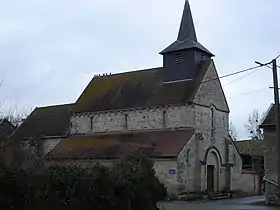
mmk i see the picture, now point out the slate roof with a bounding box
[259,103,276,128]
[235,140,264,156]
[177,0,197,42]
[160,0,213,56]
[160,39,214,56]
[73,58,212,113]
[10,104,73,141]
[46,128,195,160]
[0,119,16,140]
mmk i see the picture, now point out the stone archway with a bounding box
[205,149,221,192]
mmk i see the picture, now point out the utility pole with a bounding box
[256,58,280,194]
[272,59,280,193]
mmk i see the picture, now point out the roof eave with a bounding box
[45,155,178,161]
[259,103,274,128]
[159,46,214,57]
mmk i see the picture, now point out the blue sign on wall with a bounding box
[169,169,176,175]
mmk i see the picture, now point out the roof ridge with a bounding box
[93,66,162,79]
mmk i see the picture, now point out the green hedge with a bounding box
[0,152,166,210]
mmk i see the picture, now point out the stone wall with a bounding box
[176,135,197,193]
[193,61,229,113]
[230,143,243,191]
[263,128,279,203]
[237,173,260,193]
[70,105,194,135]
[192,61,242,193]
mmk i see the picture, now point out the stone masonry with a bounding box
[263,128,279,202]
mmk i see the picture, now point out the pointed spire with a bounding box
[177,0,197,42]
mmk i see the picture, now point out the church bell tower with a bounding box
[160,0,214,84]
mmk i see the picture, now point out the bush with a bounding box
[0,152,167,210]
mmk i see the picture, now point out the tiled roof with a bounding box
[235,140,264,156]
[10,104,73,141]
[46,128,195,160]
[73,59,212,113]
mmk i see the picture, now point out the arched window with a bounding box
[124,113,128,128]
[162,110,167,127]
[90,116,94,130]
[186,148,190,165]
[210,106,215,137]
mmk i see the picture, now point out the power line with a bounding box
[202,65,261,84]
[227,88,268,100]
[204,66,264,98]
[223,68,262,87]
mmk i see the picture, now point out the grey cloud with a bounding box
[0,0,280,138]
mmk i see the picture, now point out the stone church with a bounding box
[11,1,244,194]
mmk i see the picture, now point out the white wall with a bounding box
[154,160,178,194]
[236,173,260,193]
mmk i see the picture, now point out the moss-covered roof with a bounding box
[235,140,264,156]
[74,59,212,113]
[10,59,211,141]
[46,128,195,160]
[10,104,73,141]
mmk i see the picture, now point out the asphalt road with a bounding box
[158,196,279,210]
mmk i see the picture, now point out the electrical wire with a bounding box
[227,88,268,100]
[202,66,261,84]
[260,64,280,70]
[223,68,262,87]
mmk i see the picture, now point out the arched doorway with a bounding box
[206,150,220,192]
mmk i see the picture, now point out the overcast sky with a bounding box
[0,0,280,139]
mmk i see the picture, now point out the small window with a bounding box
[186,149,190,165]
[124,113,128,128]
[90,117,94,130]
[162,110,167,127]
[233,153,237,166]
[210,107,215,137]
[175,53,183,64]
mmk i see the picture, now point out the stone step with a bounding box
[212,193,230,200]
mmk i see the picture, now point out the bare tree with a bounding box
[0,79,29,126]
[229,121,238,140]
[0,79,31,168]
[245,109,264,140]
